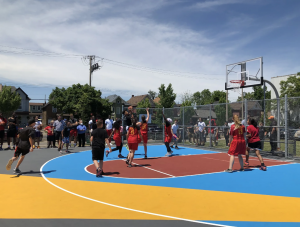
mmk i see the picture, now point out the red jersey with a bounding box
[140,122,148,134]
[45,126,53,136]
[113,127,122,146]
[230,124,245,140]
[247,125,260,143]
[0,117,7,131]
[164,122,172,143]
[128,126,140,144]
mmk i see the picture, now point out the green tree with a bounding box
[211,90,226,103]
[136,98,151,115]
[49,84,111,123]
[158,83,176,108]
[180,90,193,104]
[180,100,195,124]
[148,90,157,100]
[192,91,201,105]
[0,85,21,117]
[280,72,300,97]
[200,89,212,105]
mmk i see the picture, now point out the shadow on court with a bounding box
[11,170,56,178]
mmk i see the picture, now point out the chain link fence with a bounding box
[120,95,300,159]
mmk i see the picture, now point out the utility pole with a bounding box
[89,55,95,87]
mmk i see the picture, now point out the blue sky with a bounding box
[0,0,299,103]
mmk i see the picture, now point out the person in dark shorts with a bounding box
[245,118,266,171]
[44,121,55,148]
[90,119,112,177]
[53,115,66,152]
[77,119,86,147]
[5,112,18,150]
[0,112,7,150]
[6,118,36,174]
[69,114,78,147]
[258,122,265,150]
[106,119,124,158]
[162,111,174,157]
[61,121,72,153]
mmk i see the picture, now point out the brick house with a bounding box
[127,94,156,108]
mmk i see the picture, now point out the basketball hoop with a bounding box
[230,80,245,95]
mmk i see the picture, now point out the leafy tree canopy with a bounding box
[148,90,157,100]
[49,84,111,123]
[0,85,21,117]
[280,72,300,97]
[158,83,176,108]
[237,85,271,101]
[136,98,151,115]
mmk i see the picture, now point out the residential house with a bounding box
[229,101,262,119]
[0,84,31,127]
[127,94,156,108]
[106,94,130,120]
[29,102,44,119]
[42,103,59,126]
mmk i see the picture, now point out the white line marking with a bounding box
[40,157,234,227]
[131,161,175,177]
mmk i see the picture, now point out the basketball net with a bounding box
[230,80,244,95]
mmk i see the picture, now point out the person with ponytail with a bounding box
[126,118,143,168]
[162,111,174,157]
[225,115,245,173]
[106,119,124,158]
[245,118,267,171]
[137,108,150,159]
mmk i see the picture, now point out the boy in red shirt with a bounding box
[44,121,54,148]
[246,118,266,171]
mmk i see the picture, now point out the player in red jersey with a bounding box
[162,111,174,157]
[106,119,125,158]
[137,108,149,159]
[245,118,266,171]
[225,115,245,173]
[126,119,143,168]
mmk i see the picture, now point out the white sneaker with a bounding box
[110,143,112,146]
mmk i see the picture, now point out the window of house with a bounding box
[18,103,22,110]
[37,106,41,111]
[112,107,115,112]
[52,107,57,113]
[117,100,120,104]
[116,107,120,114]
[33,106,36,110]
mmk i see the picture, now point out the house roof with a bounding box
[0,84,30,100]
[153,97,160,104]
[194,109,217,119]
[127,94,155,107]
[29,102,44,106]
[229,101,262,111]
[16,87,30,100]
[106,94,130,105]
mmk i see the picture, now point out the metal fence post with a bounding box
[122,105,124,144]
[183,106,185,145]
[162,107,165,144]
[277,98,281,150]
[285,94,288,158]
[245,98,248,130]
[209,104,212,147]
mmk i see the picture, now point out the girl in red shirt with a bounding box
[44,121,54,148]
[137,108,149,159]
[126,119,143,168]
[162,112,174,157]
[225,115,245,173]
[106,119,124,158]
[246,118,266,171]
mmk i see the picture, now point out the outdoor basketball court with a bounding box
[1,144,300,227]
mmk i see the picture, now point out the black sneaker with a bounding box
[14,168,21,174]
[96,168,102,177]
[128,164,132,168]
[239,168,244,172]
[126,159,129,165]
[175,146,179,149]
[118,154,125,158]
[224,169,233,173]
[144,155,147,159]
[170,145,174,148]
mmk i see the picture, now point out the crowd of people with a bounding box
[1,106,281,176]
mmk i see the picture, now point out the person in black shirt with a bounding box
[224,122,230,146]
[6,118,36,174]
[266,116,277,153]
[5,112,18,150]
[69,114,78,147]
[90,119,112,177]
[61,121,72,153]
[258,122,265,150]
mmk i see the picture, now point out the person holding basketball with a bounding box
[106,119,124,158]
[225,115,245,173]
[126,118,143,168]
[245,118,267,171]
[137,108,149,159]
[6,118,36,174]
[162,111,174,157]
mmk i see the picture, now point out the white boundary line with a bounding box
[131,161,175,177]
[40,156,234,227]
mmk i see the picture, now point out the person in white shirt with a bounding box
[34,115,43,149]
[170,120,179,149]
[198,118,206,146]
[105,115,113,145]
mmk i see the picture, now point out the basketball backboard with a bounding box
[225,57,263,90]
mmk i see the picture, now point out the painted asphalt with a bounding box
[1,144,300,227]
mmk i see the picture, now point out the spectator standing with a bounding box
[44,121,55,148]
[266,116,277,153]
[34,115,43,149]
[105,115,113,146]
[198,118,206,146]
[258,122,265,150]
[187,119,195,145]
[224,121,230,147]
[61,121,72,153]
[170,120,179,149]
[0,112,7,150]
[208,118,218,146]
[53,115,66,152]
[5,112,18,150]
[77,120,86,147]
[69,114,78,147]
